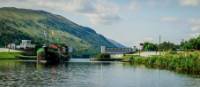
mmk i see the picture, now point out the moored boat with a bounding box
[37,44,70,64]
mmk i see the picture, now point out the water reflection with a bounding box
[0,60,199,87]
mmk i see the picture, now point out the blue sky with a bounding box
[0,0,200,47]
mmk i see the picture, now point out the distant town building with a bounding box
[16,40,35,49]
[7,43,16,49]
[101,46,106,53]
[101,46,136,54]
[68,47,73,53]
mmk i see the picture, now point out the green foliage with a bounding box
[142,41,178,51]
[143,42,158,51]
[0,52,22,59]
[95,53,111,61]
[180,36,200,50]
[159,41,178,51]
[126,51,200,74]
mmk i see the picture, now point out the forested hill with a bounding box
[0,7,122,55]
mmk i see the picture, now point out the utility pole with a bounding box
[158,35,161,55]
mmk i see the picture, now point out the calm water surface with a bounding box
[0,59,200,87]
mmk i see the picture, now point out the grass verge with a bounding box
[0,52,23,59]
[124,51,200,75]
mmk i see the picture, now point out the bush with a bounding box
[95,53,111,61]
[127,51,200,74]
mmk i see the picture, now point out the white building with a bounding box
[16,40,35,49]
[7,43,16,49]
[68,47,73,53]
[101,46,106,53]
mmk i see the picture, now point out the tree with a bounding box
[142,42,158,51]
[159,41,178,51]
[180,36,200,50]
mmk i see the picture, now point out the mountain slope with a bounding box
[109,39,126,48]
[0,7,120,55]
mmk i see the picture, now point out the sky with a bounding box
[0,0,200,47]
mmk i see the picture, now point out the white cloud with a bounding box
[179,0,200,6]
[39,0,121,25]
[161,16,178,22]
[187,18,200,38]
[191,26,200,31]
[88,14,121,25]
[143,37,154,42]
[190,33,200,38]
[189,18,200,32]
[147,0,171,7]
[82,0,121,25]
[0,0,121,25]
[129,1,140,12]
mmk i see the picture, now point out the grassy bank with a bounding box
[124,51,200,74]
[0,52,22,59]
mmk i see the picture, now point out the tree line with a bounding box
[141,36,200,51]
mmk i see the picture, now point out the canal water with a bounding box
[0,59,200,87]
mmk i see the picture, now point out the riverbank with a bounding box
[92,53,123,61]
[123,51,200,74]
[0,48,37,60]
[0,52,23,59]
[0,48,22,52]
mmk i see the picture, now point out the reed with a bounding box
[125,51,200,74]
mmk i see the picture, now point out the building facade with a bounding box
[16,40,35,49]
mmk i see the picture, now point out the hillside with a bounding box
[0,7,121,55]
[108,39,126,48]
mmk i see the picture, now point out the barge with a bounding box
[37,44,70,64]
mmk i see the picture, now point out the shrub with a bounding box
[95,53,111,61]
[127,51,200,74]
